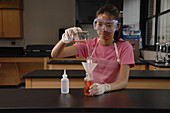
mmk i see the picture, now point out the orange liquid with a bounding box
[84,80,93,96]
[72,40,86,43]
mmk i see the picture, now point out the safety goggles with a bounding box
[93,18,118,32]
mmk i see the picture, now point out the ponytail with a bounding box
[113,28,120,43]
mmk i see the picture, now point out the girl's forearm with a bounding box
[51,40,66,58]
[109,79,128,91]
[109,65,130,91]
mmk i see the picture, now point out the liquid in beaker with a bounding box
[84,77,93,96]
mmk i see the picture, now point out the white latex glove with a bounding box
[61,27,82,43]
[89,83,110,95]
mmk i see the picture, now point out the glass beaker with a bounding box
[72,31,89,43]
[82,62,97,96]
[84,73,93,96]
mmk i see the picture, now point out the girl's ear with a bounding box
[116,23,121,31]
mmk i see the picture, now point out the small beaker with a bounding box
[84,73,93,96]
[72,31,89,43]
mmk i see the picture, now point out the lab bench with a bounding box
[1,57,169,87]
[48,59,147,70]
[0,88,170,113]
[142,60,170,70]
[23,70,170,89]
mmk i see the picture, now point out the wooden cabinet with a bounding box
[0,10,2,36]
[25,78,170,89]
[0,0,23,38]
[0,0,23,9]
[0,10,23,38]
[0,57,49,86]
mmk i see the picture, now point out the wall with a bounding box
[123,0,140,29]
[0,0,140,48]
[0,0,75,48]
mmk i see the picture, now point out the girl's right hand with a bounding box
[61,27,82,43]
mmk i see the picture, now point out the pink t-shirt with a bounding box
[74,37,135,83]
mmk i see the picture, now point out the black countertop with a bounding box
[0,89,170,112]
[142,60,170,68]
[48,60,145,65]
[47,59,86,64]
[0,55,49,57]
[23,70,170,79]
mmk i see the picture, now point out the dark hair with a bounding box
[96,4,121,43]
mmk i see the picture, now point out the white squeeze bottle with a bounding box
[61,69,69,94]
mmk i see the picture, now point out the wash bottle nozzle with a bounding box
[62,69,67,78]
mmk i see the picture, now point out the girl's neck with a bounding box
[99,38,114,46]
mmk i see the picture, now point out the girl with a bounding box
[51,4,135,95]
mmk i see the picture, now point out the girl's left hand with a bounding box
[89,83,110,95]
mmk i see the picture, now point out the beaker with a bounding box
[82,62,97,96]
[72,31,89,43]
[84,73,93,96]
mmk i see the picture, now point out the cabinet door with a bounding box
[0,10,3,37]
[2,10,22,38]
[0,0,23,9]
